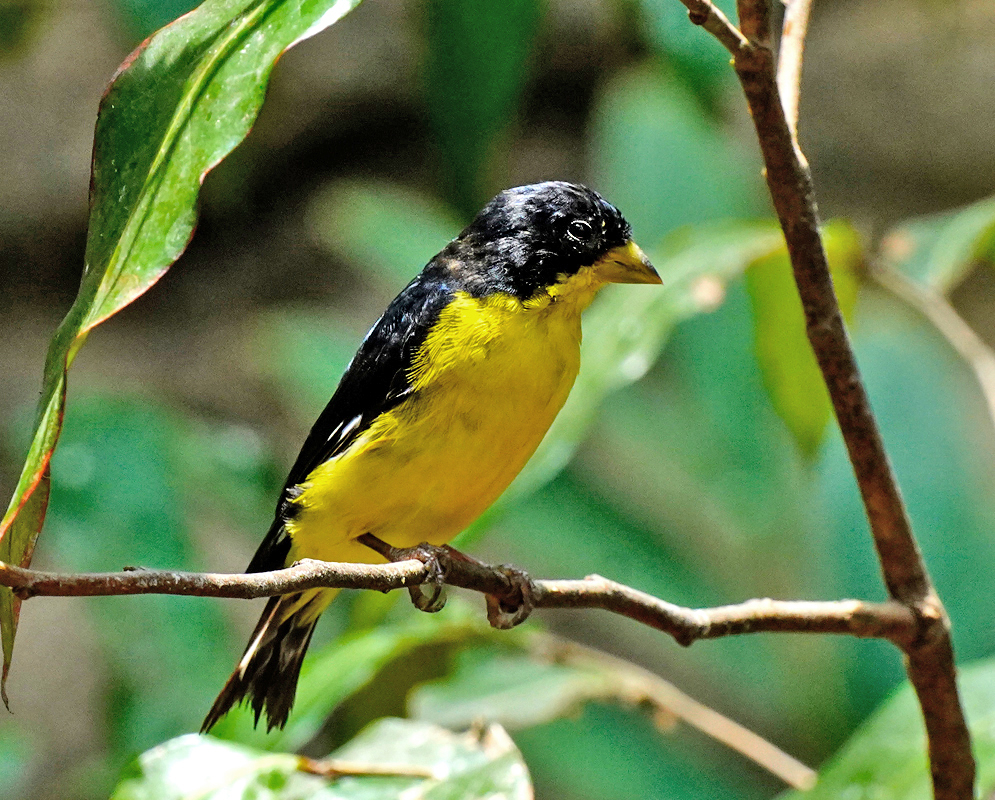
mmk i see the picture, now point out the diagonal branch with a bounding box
[0,558,916,648]
[681,0,976,796]
[539,635,817,790]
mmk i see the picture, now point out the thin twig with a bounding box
[676,0,750,55]
[0,558,917,648]
[297,755,437,781]
[538,635,817,790]
[776,0,814,149]
[535,574,916,647]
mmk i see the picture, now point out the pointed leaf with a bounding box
[780,658,995,798]
[880,194,995,292]
[0,0,365,699]
[746,220,863,457]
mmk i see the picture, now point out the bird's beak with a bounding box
[594,240,662,285]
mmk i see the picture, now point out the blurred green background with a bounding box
[2,0,995,798]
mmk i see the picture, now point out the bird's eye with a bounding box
[566,219,594,242]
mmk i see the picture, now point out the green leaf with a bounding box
[780,658,995,798]
[335,718,531,800]
[423,0,542,214]
[746,220,863,457]
[0,0,365,700]
[112,719,531,800]
[880,194,995,292]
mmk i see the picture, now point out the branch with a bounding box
[776,0,814,146]
[0,558,429,599]
[732,0,932,612]
[534,574,916,647]
[676,0,749,56]
[681,0,976,796]
[0,558,916,648]
[4,555,841,786]
[539,635,817,790]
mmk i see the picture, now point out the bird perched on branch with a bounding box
[202,181,660,732]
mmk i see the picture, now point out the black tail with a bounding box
[201,590,323,733]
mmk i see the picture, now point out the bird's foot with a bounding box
[485,564,535,630]
[405,543,448,613]
[356,534,535,625]
[357,534,449,613]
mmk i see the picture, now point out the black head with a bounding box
[432,182,638,300]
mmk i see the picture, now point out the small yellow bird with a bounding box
[203,181,660,732]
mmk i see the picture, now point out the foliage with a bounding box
[0,0,366,698]
[780,658,995,799]
[112,719,532,800]
[745,220,863,457]
[3,0,995,799]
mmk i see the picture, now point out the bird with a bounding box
[201,181,660,733]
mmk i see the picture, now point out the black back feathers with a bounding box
[259,181,632,549]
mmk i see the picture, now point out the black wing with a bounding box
[247,273,452,573]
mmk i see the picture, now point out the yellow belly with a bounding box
[285,280,599,565]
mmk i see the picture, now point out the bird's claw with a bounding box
[359,535,450,614]
[358,533,533,623]
[404,542,448,613]
[485,564,535,630]
[409,581,448,613]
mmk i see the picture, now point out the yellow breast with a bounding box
[286,268,605,564]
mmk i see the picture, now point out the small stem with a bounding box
[776,0,814,149]
[297,755,436,781]
[676,0,749,55]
